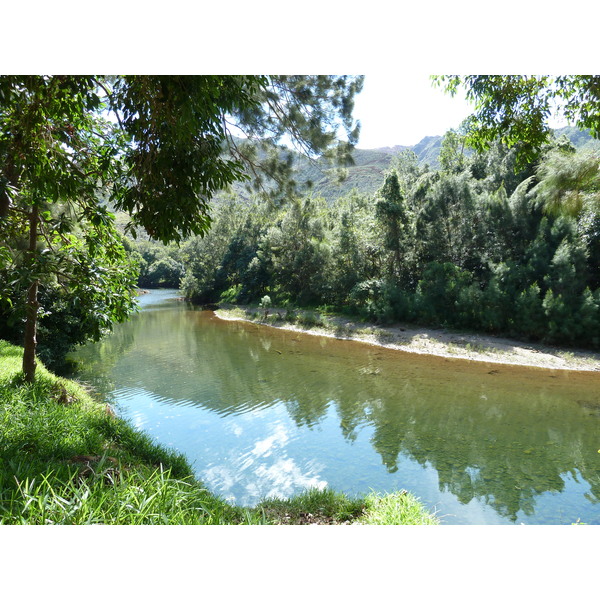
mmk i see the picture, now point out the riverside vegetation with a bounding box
[2,76,600,525]
[0,340,438,524]
[126,129,600,361]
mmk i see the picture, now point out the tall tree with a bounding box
[0,75,363,380]
[375,172,408,279]
[433,75,600,165]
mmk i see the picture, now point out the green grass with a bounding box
[256,487,439,525]
[256,487,365,524]
[0,340,439,525]
[359,491,440,525]
[0,340,257,524]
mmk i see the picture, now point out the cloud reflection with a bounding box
[252,458,327,500]
[201,423,326,505]
[250,424,289,457]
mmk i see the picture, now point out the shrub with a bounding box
[414,262,473,327]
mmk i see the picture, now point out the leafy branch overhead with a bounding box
[107,75,363,243]
[433,75,600,167]
[0,75,363,380]
[1,75,363,241]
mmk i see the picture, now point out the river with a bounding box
[70,289,600,524]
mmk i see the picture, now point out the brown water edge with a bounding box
[211,307,600,412]
[215,305,600,373]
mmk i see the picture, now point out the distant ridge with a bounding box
[369,144,411,155]
[297,135,444,202]
[305,127,598,203]
[230,127,599,205]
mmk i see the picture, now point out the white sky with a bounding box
[352,73,573,149]
[353,73,473,148]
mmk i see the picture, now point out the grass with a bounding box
[256,487,365,524]
[359,491,440,525]
[256,487,439,525]
[0,340,439,525]
[0,340,255,524]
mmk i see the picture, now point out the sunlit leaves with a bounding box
[433,75,600,168]
[1,74,364,375]
[533,149,600,217]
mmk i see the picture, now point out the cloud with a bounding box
[253,458,327,500]
[250,424,289,458]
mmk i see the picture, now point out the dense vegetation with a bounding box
[3,76,600,374]
[2,75,599,527]
[131,131,600,350]
[0,75,363,381]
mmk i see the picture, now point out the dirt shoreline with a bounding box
[214,305,600,372]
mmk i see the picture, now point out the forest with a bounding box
[2,75,600,533]
[2,76,600,372]
[124,129,600,354]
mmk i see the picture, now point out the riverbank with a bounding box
[215,305,600,372]
[0,340,438,525]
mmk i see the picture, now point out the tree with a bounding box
[260,197,331,305]
[375,172,408,279]
[0,75,363,380]
[433,75,600,165]
[439,128,467,174]
[533,149,600,216]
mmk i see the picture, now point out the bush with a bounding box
[219,284,242,303]
[348,279,406,323]
[259,295,272,309]
[414,262,473,327]
[543,290,576,344]
[512,283,546,340]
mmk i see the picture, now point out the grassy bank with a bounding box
[0,340,438,525]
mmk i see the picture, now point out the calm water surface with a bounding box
[71,289,600,524]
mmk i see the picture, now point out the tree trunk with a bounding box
[0,187,10,218]
[0,159,16,218]
[22,205,39,383]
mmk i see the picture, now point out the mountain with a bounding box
[554,126,600,151]
[288,136,444,203]
[292,127,599,204]
[226,127,599,206]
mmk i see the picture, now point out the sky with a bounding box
[352,73,473,148]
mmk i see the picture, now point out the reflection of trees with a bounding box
[73,300,600,522]
[69,314,139,398]
[366,383,600,521]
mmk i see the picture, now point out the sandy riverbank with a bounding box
[215,305,600,372]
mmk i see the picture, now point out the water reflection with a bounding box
[71,290,600,523]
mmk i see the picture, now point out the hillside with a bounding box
[123,126,600,233]
[262,136,443,204]
[287,126,599,204]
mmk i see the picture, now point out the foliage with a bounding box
[105,75,363,243]
[358,490,440,525]
[176,138,600,349]
[534,149,600,216]
[131,240,185,288]
[375,171,409,280]
[0,197,139,371]
[0,75,363,379]
[255,487,365,524]
[259,295,272,309]
[254,487,439,525]
[433,75,600,166]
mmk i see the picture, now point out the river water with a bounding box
[70,289,600,524]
